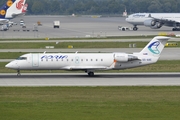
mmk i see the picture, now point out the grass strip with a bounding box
[0,41,180,49]
[0,35,157,41]
[0,86,180,120]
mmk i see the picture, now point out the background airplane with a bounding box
[0,0,27,30]
[0,0,27,24]
[6,36,170,76]
[126,13,180,31]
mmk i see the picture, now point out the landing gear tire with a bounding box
[17,70,21,76]
[172,28,180,31]
[133,27,138,31]
[172,28,176,31]
[88,72,94,76]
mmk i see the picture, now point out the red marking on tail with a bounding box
[16,0,24,10]
[22,4,28,13]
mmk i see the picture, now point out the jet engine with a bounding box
[114,53,138,62]
[144,19,162,29]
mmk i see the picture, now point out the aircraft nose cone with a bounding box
[5,63,12,68]
[125,18,129,22]
[5,62,18,69]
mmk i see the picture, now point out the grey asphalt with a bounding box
[1,15,180,38]
[0,73,179,86]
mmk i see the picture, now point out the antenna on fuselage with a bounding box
[43,51,46,54]
[75,51,78,54]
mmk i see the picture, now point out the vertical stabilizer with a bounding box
[140,36,170,57]
[0,0,15,19]
[6,0,26,18]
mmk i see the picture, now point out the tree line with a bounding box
[1,0,180,15]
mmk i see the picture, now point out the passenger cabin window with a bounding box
[16,57,27,60]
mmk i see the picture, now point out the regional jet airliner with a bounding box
[6,36,170,76]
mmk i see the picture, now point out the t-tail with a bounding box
[139,36,170,61]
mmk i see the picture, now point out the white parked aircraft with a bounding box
[0,0,27,24]
[126,13,180,31]
[6,36,170,76]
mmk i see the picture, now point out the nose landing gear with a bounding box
[17,70,21,76]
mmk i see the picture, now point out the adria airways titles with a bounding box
[6,36,169,76]
[126,13,180,31]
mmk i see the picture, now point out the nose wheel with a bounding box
[17,70,21,76]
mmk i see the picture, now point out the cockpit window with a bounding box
[16,57,27,60]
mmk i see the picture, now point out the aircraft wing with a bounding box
[148,14,180,25]
[63,66,110,70]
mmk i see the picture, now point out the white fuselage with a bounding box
[6,53,157,71]
[126,13,180,27]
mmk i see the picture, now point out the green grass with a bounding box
[0,86,180,120]
[0,35,156,41]
[1,60,180,73]
[0,41,180,49]
[0,52,27,59]
[0,42,148,49]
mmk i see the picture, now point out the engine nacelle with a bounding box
[144,19,156,27]
[144,19,162,29]
[151,22,162,29]
[114,53,138,62]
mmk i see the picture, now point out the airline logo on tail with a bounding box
[148,41,160,54]
[0,0,16,17]
[16,0,24,10]
[22,3,28,13]
[7,0,13,7]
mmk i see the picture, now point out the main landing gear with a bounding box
[172,28,180,31]
[133,26,138,31]
[85,70,94,76]
[88,72,94,76]
[17,70,21,76]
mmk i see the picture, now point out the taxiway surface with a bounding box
[1,15,180,38]
[0,73,179,86]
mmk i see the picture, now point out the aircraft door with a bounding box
[75,56,80,64]
[32,54,39,67]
